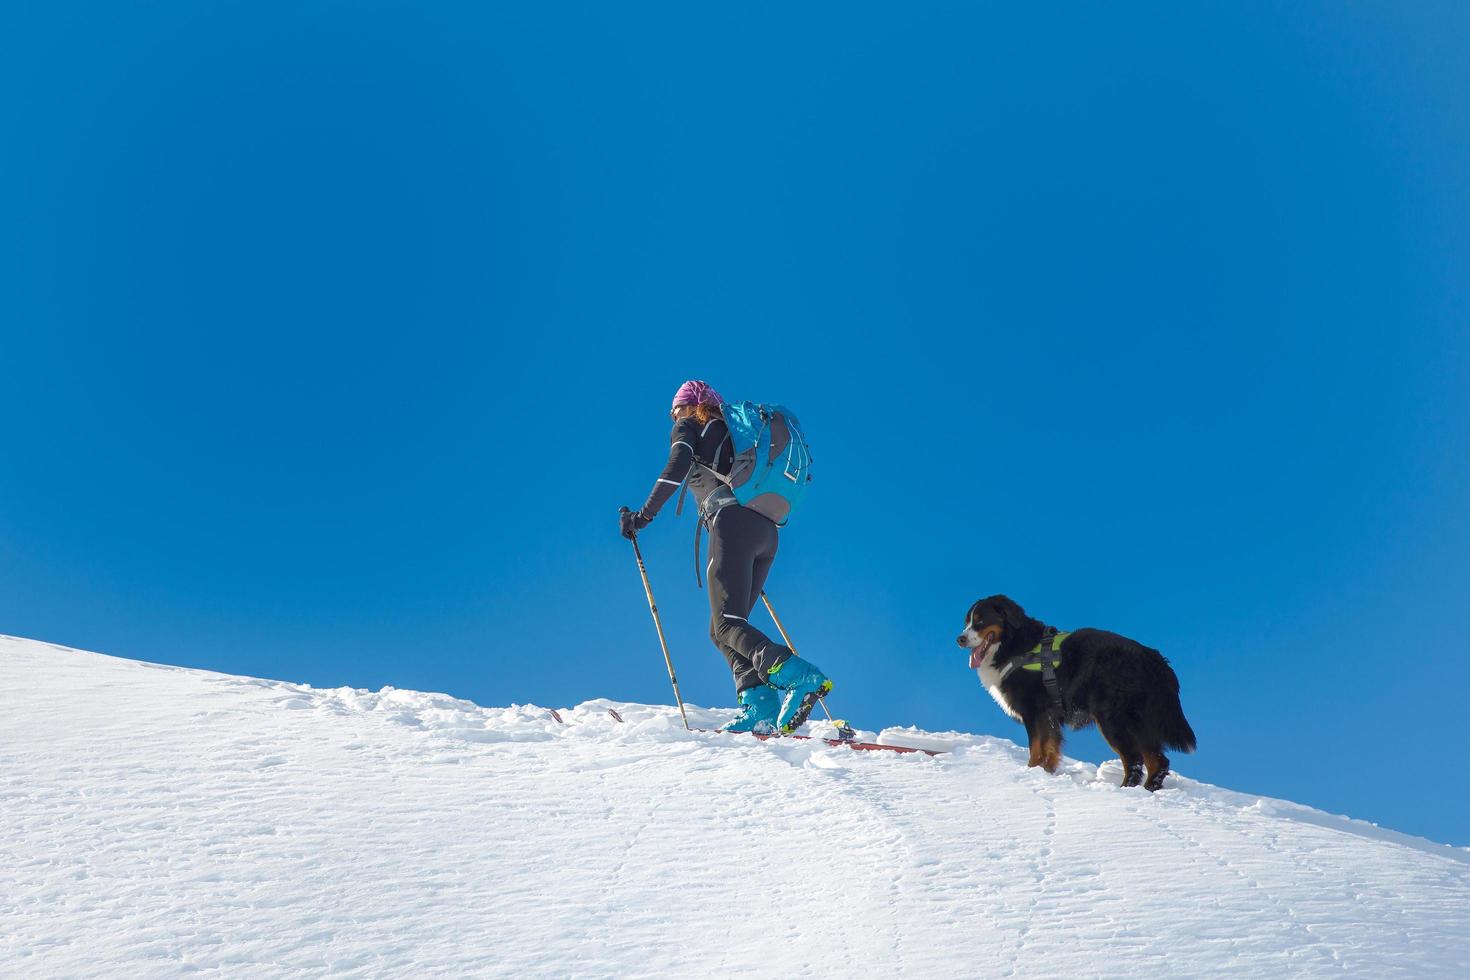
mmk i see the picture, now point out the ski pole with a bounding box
[623,512,691,731]
[760,591,837,725]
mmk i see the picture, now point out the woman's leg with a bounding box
[707,508,790,689]
[748,542,776,617]
[718,648,760,693]
[705,509,757,691]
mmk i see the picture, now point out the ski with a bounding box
[590,707,943,754]
[690,727,943,755]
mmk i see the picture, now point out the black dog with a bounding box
[957,595,1196,791]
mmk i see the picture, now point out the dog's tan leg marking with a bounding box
[1101,732,1129,770]
[1041,733,1063,773]
[1027,731,1044,768]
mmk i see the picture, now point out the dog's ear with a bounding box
[998,595,1027,630]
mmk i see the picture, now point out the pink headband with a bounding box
[671,380,723,408]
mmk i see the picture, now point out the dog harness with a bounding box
[996,628,1072,714]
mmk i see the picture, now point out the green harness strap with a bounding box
[1018,631,1071,672]
[1016,629,1071,715]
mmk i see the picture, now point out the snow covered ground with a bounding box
[2,635,1468,978]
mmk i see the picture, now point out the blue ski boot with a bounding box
[720,685,781,734]
[767,656,833,733]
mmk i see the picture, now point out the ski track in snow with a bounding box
[2,635,1468,978]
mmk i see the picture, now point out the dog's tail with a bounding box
[1144,653,1197,753]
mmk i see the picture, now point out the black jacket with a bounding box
[639,416,735,522]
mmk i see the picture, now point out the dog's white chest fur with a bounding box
[974,650,1021,721]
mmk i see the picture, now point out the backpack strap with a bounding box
[675,472,691,517]
[674,425,735,587]
[675,422,728,514]
[680,455,714,587]
[694,519,703,588]
[696,457,735,491]
[689,492,739,588]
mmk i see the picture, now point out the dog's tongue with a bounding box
[968,647,986,669]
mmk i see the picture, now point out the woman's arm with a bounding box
[636,418,701,522]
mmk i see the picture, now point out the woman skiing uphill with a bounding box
[619,380,832,735]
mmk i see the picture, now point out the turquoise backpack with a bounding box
[715,401,813,527]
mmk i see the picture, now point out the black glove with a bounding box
[619,507,650,540]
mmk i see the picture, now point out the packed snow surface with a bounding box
[3,636,1468,978]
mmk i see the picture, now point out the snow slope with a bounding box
[3,636,1468,978]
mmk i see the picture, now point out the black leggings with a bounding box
[706,505,792,692]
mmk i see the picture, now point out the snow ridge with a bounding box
[2,635,1467,978]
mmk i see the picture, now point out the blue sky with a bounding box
[3,2,1467,845]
